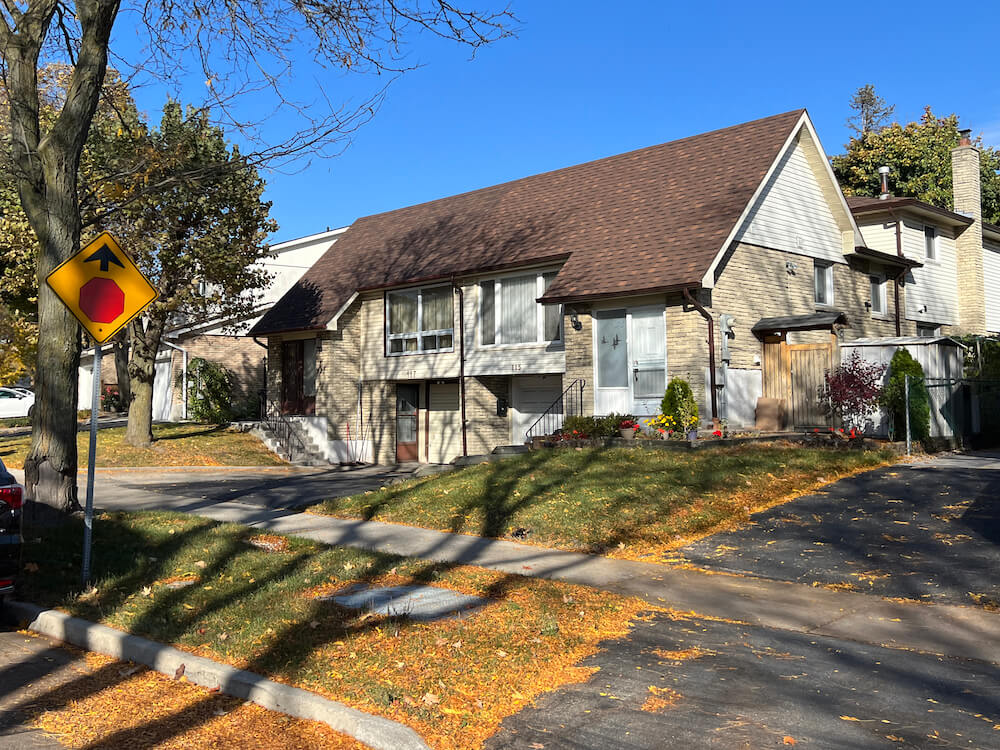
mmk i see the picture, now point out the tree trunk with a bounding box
[23,279,83,519]
[2,1,120,520]
[113,331,131,407]
[125,315,165,447]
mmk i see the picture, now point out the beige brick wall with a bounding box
[465,376,512,454]
[358,381,395,465]
[952,144,986,333]
[171,334,267,416]
[316,300,362,441]
[563,306,593,416]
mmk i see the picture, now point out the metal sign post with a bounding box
[82,343,101,586]
[44,232,157,587]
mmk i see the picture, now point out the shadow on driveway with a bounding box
[678,452,1000,607]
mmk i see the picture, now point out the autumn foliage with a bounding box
[820,352,886,433]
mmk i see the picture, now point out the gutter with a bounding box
[682,288,719,425]
[889,209,904,337]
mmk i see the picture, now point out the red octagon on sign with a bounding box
[79,277,125,323]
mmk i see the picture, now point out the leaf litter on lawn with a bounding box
[21,510,654,749]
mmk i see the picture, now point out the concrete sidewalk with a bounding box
[64,467,1000,667]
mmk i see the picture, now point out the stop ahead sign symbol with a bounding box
[78,277,125,324]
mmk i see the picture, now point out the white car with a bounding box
[0,387,34,419]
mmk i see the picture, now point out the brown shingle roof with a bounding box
[252,110,805,335]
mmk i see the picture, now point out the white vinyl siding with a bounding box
[903,221,958,325]
[856,220,898,256]
[734,137,844,264]
[985,240,1000,333]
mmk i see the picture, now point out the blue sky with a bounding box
[114,0,999,243]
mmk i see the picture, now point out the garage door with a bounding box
[428,383,460,464]
[512,376,562,444]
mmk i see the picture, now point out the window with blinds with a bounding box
[479,271,562,346]
[386,286,454,355]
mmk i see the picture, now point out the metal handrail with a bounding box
[260,397,309,460]
[524,379,586,443]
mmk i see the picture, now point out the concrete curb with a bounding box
[5,600,429,750]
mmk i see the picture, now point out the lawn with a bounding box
[0,422,286,469]
[19,512,650,749]
[311,443,897,562]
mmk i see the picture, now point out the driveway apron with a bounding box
[678,452,1000,608]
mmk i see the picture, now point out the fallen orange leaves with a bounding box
[30,651,366,749]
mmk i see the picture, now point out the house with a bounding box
[78,227,347,418]
[250,110,998,464]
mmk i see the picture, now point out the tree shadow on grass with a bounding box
[151,424,229,442]
[5,508,563,747]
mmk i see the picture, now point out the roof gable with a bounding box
[252,110,806,335]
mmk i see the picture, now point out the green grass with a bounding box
[0,422,285,469]
[311,444,896,560]
[19,511,647,748]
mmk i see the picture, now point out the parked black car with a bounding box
[0,457,22,598]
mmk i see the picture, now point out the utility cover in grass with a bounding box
[322,583,487,621]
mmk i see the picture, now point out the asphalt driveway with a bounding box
[488,610,1000,749]
[82,463,420,511]
[678,451,1000,608]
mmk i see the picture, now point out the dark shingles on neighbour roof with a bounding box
[252,110,806,335]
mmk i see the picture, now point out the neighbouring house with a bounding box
[79,227,347,418]
[250,110,999,465]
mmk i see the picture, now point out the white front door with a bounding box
[512,375,563,444]
[630,307,666,416]
[593,306,666,417]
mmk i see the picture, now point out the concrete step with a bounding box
[492,445,530,455]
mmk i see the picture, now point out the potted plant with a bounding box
[618,418,639,440]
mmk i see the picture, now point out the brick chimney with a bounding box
[952,128,986,334]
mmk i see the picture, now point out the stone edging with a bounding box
[4,600,429,750]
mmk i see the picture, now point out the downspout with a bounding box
[252,336,269,414]
[889,210,904,337]
[682,287,719,425]
[454,280,469,457]
[160,339,189,421]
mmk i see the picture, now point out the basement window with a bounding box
[386,286,454,355]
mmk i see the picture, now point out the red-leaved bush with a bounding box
[819,351,886,433]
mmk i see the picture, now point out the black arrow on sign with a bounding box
[84,244,125,273]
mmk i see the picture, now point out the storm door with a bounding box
[594,310,630,414]
[395,384,420,462]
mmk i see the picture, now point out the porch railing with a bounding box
[259,396,309,460]
[524,379,586,443]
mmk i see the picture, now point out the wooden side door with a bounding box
[789,343,835,428]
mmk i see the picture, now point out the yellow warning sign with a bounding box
[46,232,157,344]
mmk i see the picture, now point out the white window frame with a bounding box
[869,274,887,317]
[385,285,455,356]
[924,225,937,262]
[478,271,563,348]
[814,261,834,307]
[916,323,941,338]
